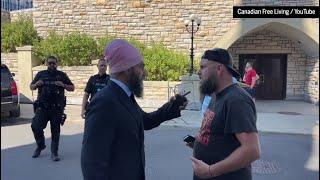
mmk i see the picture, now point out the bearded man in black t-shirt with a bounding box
[187,48,261,180]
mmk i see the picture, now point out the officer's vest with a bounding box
[90,75,109,99]
[38,71,65,105]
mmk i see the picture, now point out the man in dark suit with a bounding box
[81,39,188,180]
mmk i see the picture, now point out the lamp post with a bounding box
[184,14,201,76]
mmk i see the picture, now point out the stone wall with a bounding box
[139,81,181,107]
[1,53,19,85]
[228,30,308,99]
[32,65,95,103]
[10,8,34,21]
[240,0,318,6]
[32,0,241,56]
[31,0,318,55]
[31,65,180,107]
[1,10,11,24]
[305,57,319,104]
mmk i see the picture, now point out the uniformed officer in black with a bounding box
[81,59,109,118]
[30,56,75,161]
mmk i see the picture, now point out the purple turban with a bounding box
[104,39,143,74]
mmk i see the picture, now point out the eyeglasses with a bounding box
[99,64,106,67]
[48,62,56,65]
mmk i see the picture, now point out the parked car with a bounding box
[1,64,20,117]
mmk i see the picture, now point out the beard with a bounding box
[128,70,144,98]
[199,74,217,95]
[48,67,57,72]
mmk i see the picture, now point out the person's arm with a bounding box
[242,74,246,83]
[56,81,74,91]
[249,70,258,89]
[81,99,116,179]
[81,93,90,118]
[64,84,75,91]
[191,132,260,178]
[191,99,260,178]
[30,81,42,90]
[30,72,42,90]
[209,132,260,177]
[61,72,75,91]
[81,77,94,118]
[142,94,187,130]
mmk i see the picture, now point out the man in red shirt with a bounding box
[242,62,259,101]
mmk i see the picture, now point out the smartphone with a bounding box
[183,135,195,143]
[174,91,190,106]
[182,91,191,97]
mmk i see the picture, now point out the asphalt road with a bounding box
[1,119,319,180]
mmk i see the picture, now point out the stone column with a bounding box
[16,46,41,103]
[178,74,201,110]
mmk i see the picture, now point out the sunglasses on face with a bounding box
[99,64,106,67]
[48,62,57,65]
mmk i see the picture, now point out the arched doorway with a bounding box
[216,19,319,102]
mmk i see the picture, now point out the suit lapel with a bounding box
[109,81,143,129]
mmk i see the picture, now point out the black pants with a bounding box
[31,108,63,153]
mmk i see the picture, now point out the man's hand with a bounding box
[170,94,188,110]
[186,141,194,149]
[191,157,211,179]
[35,80,44,87]
[55,81,65,87]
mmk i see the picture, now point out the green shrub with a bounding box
[96,35,116,58]
[34,32,189,80]
[128,38,147,53]
[33,32,98,66]
[60,32,98,66]
[33,31,63,64]
[143,42,189,81]
[1,16,39,52]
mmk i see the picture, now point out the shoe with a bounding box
[32,145,46,158]
[51,152,60,161]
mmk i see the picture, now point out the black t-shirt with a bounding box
[193,84,257,180]
[31,70,73,104]
[84,73,110,101]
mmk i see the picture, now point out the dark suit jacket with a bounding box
[81,80,181,180]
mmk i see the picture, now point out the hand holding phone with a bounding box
[183,135,195,149]
[174,91,190,105]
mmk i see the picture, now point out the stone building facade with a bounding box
[228,30,312,100]
[5,0,319,104]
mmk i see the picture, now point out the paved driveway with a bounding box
[1,121,319,180]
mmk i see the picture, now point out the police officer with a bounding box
[81,59,109,118]
[30,56,75,161]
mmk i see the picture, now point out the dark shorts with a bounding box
[244,87,256,98]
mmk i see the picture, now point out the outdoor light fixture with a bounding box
[184,14,201,75]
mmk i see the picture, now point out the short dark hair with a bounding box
[47,56,58,62]
[98,58,106,64]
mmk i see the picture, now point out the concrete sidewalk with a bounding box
[19,100,319,135]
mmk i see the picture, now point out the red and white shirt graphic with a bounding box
[196,109,215,145]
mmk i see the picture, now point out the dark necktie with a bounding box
[130,94,136,104]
